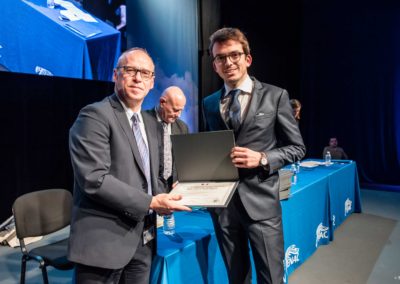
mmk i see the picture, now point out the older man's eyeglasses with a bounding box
[213,52,245,65]
[117,66,154,80]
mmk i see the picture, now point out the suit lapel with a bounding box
[171,121,183,135]
[108,94,146,176]
[171,122,178,135]
[142,111,160,195]
[219,88,230,130]
[209,88,230,130]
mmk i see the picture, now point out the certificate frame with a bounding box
[170,130,239,207]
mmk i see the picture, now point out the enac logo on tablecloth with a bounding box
[283,244,300,284]
[315,222,329,247]
[345,198,352,216]
[285,244,300,268]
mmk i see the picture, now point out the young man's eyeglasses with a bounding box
[117,66,154,80]
[213,52,245,65]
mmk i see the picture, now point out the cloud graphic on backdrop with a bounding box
[143,65,198,132]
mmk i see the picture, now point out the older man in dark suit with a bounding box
[68,48,191,284]
[146,86,189,193]
[202,28,306,284]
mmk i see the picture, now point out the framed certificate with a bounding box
[169,130,238,207]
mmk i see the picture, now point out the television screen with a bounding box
[0,0,199,132]
[0,0,126,81]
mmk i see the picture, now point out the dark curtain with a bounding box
[198,0,222,130]
[0,72,113,221]
[299,0,400,185]
[208,0,399,186]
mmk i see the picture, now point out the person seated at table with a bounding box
[290,98,302,123]
[322,137,348,160]
[81,0,127,51]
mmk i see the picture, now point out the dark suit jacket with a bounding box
[202,78,306,221]
[68,94,162,269]
[146,108,189,192]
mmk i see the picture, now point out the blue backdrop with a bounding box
[127,0,199,132]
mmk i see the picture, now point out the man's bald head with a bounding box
[159,86,187,124]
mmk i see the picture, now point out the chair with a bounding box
[12,189,74,284]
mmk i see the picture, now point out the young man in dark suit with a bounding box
[68,48,191,284]
[202,28,306,284]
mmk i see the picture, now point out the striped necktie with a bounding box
[131,113,152,195]
[162,122,173,180]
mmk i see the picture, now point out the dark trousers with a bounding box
[74,238,153,284]
[74,214,155,284]
[210,193,284,284]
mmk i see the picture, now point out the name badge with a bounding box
[143,225,155,245]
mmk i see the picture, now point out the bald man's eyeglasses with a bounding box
[117,66,154,80]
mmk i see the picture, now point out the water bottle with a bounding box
[325,151,332,166]
[290,164,297,185]
[47,0,55,8]
[295,161,301,173]
[163,214,175,235]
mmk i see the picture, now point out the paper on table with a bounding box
[79,11,98,23]
[300,161,324,168]
[64,22,101,38]
[60,10,79,21]
[57,0,98,22]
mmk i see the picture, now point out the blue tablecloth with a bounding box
[0,0,120,81]
[152,160,362,284]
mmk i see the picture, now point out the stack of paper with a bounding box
[278,169,293,200]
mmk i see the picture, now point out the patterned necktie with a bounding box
[162,122,173,180]
[228,89,241,131]
[131,113,152,195]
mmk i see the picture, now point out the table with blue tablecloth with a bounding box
[0,0,120,81]
[151,160,362,283]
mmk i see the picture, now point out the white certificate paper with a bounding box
[170,181,238,207]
